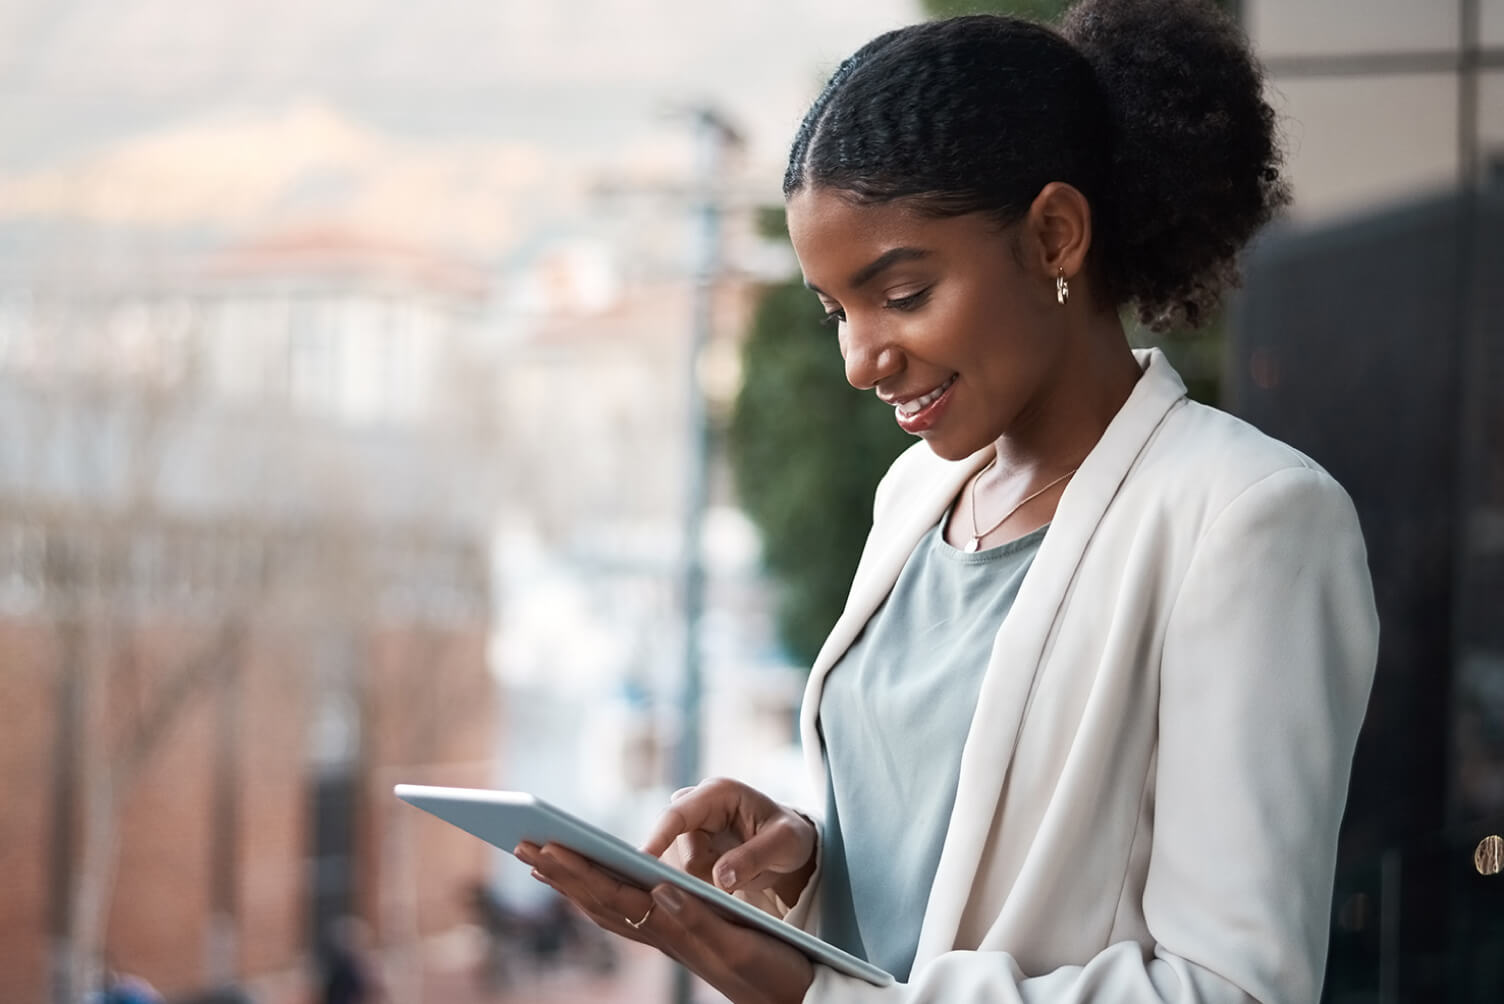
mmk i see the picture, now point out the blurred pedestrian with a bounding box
[467,880,618,988]
[321,916,381,1004]
[88,970,164,1004]
[520,0,1379,1001]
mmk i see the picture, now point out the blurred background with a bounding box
[0,1,1499,1002]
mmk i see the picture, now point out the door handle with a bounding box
[1476,834,1503,876]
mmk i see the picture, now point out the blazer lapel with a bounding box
[912,349,1188,964]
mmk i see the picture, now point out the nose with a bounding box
[841,318,901,391]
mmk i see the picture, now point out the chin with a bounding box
[919,434,982,463]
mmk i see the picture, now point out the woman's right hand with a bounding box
[642,778,817,907]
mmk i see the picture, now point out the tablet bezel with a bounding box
[393,783,893,987]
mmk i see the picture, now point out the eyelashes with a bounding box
[886,289,930,312]
[819,288,932,327]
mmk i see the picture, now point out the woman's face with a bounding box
[786,186,1066,461]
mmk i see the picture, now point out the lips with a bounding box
[894,375,957,416]
[890,375,957,434]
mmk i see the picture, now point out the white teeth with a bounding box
[896,375,956,416]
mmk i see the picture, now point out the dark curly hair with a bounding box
[783,0,1290,331]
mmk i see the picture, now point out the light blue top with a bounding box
[817,516,1046,982]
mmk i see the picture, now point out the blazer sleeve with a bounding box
[802,464,1380,1003]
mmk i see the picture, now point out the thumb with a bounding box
[711,818,811,893]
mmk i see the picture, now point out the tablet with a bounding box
[394,783,893,987]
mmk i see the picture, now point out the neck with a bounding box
[990,311,1143,476]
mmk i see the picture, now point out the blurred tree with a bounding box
[921,0,1067,19]
[1128,314,1226,406]
[921,0,1233,17]
[728,210,910,667]
[20,375,261,1004]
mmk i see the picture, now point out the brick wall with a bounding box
[0,616,498,1004]
[0,621,58,1004]
[362,626,498,942]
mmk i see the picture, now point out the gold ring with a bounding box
[626,903,655,929]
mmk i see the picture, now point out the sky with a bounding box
[0,0,920,263]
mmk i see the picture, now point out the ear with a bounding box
[1021,181,1092,281]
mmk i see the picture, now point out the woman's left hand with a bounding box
[516,841,815,1004]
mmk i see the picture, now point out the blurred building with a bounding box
[0,230,503,1004]
[1244,0,1504,224]
[1231,3,1504,1001]
[486,235,808,881]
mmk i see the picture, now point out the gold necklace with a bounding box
[964,457,1078,553]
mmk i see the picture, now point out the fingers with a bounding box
[515,843,651,936]
[675,829,718,883]
[642,794,714,859]
[713,813,816,895]
[640,780,816,900]
[517,841,814,1002]
[646,882,816,1003]
[641,779,742,858]
[645,885,733,963]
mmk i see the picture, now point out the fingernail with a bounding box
[653,886,685,913]
[715,864,737,889]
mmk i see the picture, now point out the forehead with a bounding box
[785,187,1013,290]
[786,188,927,254]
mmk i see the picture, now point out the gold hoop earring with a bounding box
[1056,269,1069,306]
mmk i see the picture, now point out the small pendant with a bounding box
[963,537,981,554]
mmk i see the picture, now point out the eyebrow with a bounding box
[804,246,932,295]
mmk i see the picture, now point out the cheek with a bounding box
[923,288,1020,364]
[934,294,1058,395]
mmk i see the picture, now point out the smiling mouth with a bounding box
[894,375,957,417]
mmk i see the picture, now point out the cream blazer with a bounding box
[780,349,1379,1003]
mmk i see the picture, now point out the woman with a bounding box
[518,1,1379,1000]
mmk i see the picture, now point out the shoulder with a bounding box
[1135,396,1360,534]
[1157,397,1321,477]
[1122,346,1355,523]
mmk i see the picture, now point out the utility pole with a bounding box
[674,105,740,1004]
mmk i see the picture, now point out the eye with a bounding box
[820,308,847,326]
[885,288,931,312]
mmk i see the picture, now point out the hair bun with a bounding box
[1061,0,1290,330]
